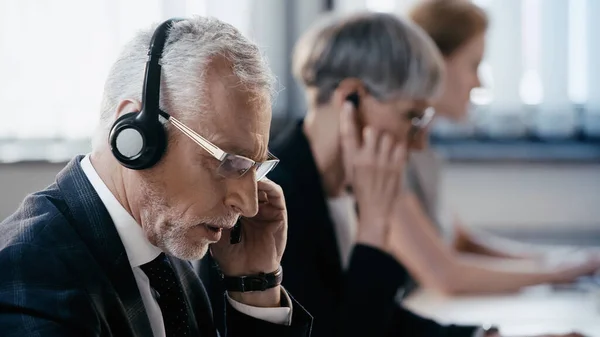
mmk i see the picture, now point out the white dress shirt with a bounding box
[80,155,291,337]
[326,194,358,270]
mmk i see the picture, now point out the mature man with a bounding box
[0,17,311,336]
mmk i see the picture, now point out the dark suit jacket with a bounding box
[262,121,478,337]
[0,156,312,337]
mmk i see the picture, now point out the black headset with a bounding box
[108,18,183,170]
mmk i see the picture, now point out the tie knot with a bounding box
[141,253,171,274]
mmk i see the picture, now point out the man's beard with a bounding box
[154,216,212,260]
[140,193,238,261]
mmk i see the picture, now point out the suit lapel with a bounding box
[55,156,154,337]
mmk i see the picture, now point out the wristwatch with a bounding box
[221,266,283,292]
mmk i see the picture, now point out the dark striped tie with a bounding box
[141,253,192,336]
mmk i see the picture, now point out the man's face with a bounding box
[135,59,271,260]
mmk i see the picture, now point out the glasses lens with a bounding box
[217,154,254,178]
[255,160,279,181]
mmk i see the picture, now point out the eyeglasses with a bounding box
[159,111,279,181]
[411,107,435,130]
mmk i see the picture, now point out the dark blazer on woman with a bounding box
[201,121,478,337]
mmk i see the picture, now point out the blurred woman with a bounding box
[391,0,600,295]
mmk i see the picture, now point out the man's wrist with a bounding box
[221,265,283,292]
[228,286,282,308]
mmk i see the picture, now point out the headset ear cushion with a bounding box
[110,113,144,158]
[109,112,167,170]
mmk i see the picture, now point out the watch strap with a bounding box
[222,266,283,292]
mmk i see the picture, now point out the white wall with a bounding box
[442,163,600,232]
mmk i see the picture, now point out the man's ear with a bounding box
[114,99,142,120]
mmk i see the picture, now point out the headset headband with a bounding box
[138,18,184,123]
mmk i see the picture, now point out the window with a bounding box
[361,0,600,142]
[0,0,205,140]
[2,0,598,163]
[0,0,256,162]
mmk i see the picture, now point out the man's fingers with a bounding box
[258,190,269,204]
[257,178,279,195]
[257,179,285,209]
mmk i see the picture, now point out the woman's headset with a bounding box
[108,18,183,170]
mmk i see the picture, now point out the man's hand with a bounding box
[210,178,287,307]
[340,101,406,253]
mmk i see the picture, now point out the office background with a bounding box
[0,0,598,244]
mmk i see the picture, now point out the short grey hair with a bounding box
[92,16,275,150]
[293,11,444,105]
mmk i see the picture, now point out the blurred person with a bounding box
[397,0,600,295]
[0,17,313,336]
[200,11,586,337]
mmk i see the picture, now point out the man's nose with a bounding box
[224,172,259,218]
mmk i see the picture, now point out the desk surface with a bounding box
[404,286,600,336]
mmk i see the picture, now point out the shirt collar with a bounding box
[80,154,162,268]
